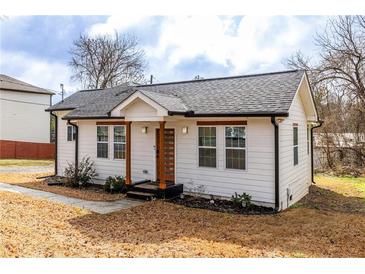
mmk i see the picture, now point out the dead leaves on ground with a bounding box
[0,173,124,201]
[0,174,364,258]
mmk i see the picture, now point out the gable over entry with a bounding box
[110,90,187,121]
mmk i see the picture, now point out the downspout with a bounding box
[311,120,323,184]
[50,111,58,176]
[67,120,79,172]
[271,116,280,211]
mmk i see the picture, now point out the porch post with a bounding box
[126,121,132,185]
[159,121,166,189]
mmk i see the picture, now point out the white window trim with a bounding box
[293,124,299,166]
[307,124,310,155]
[97,125,109,159]
[197,126,218,169]
[67,125,76,142]
[113,125,126,160]
[224,126,247,171]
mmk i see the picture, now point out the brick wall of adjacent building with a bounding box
[0,140,55,159]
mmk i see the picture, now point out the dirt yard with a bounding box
[0,174,364,258]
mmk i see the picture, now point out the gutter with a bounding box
[45,107,75,112]
[167,110,289,118]
[311,120,323,184]
[50,111,58,176]
[270,116,280,211]
[67,120,79,173]
[61,116,124,120]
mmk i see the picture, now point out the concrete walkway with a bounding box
[0,182,143,214]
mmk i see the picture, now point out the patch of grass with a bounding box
[314,175,365,198]
[298,175,365,213]
[0,159,54,167]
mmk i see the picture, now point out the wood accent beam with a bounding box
[197,121,247,126]
[159,121,166,189]
[125,121,132,185]
[96,121,126,125]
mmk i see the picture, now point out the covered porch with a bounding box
[108,90,186,199]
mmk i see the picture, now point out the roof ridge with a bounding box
[137,69,303,87]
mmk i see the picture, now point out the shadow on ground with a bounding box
[68,185,365,257]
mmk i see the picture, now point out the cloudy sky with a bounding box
[0,16,327,103]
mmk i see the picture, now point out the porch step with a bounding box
[130,182,159,194]
[126,191,156,200]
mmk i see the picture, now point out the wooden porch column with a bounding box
[125,121,132,185]
[159,121,166,189]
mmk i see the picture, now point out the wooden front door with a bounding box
[156,128,175,183]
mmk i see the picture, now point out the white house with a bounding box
[0,74,54,159]
[47,70,319,211]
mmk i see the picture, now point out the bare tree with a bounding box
[287,16,365,175]
[69,32,146,89]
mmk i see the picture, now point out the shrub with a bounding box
[104,176,126,193]
[231,192,252,208]
[64,157,97,187]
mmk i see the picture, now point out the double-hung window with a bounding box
[225,126,246,170]
[67,125,76,141]
[198,127,216,168]
[97,126,109,158]
[113,126,126,159]
[293,124,299,165]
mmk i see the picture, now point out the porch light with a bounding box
[141,126,148,134]
[182,126,189,134]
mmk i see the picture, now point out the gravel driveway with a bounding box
[0,165,54,173]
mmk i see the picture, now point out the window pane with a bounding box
[226,148,245,170]
[293,127,298,146]
[67,126,72,141]
[114,126,125,143]
[97,126,108,142]
[226,127,245,148]
[114,143,125,159]
[199,148,216,168]
[198,127,216,147]
[294,146,298,165]
[97,143,108,158]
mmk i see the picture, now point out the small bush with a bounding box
[231,192,252,208]
[104,176,126,193]
[64,157,97,187]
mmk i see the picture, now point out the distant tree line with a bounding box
[287,16,365,176]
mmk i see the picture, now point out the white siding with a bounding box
[171,118,275,205]
[78,121,125,179]
[61,117,275,206]
[0,90,51,143]
[56,111,75,176]
[279,92,311,210]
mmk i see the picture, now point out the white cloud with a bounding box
[87,15,149,36]
[85,15,325,81]
[147,16,322,74]
[0,50,79,103]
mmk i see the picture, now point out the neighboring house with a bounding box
[0,74,55,159]
[47,70,319,210]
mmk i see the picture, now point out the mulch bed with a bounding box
[169,194,275,215]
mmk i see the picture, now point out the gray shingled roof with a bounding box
[47,70,305,118]
[0,74,54,95]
